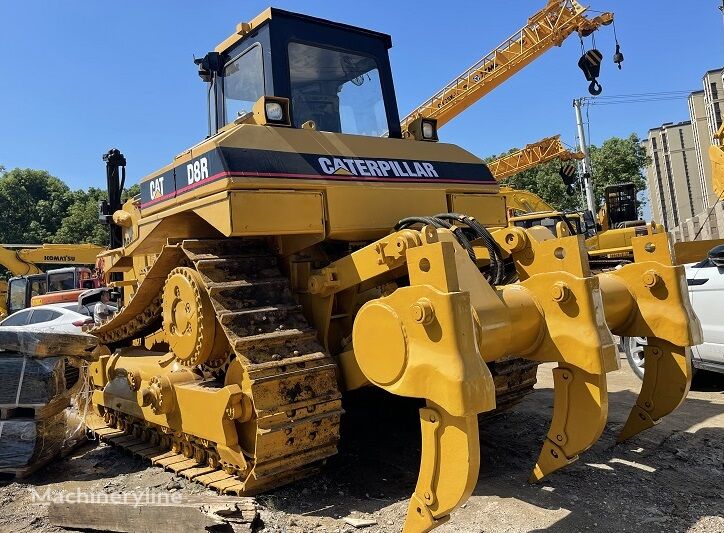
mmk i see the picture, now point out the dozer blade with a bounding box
[403,406,479,533]
[530,364,608,481]
[618,339,692,442]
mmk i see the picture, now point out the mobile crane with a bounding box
[487,135,583,181]
[400,0,614,136]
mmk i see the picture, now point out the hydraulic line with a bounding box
[435,213,505,285]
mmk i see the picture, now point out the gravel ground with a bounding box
[0,355,722,533]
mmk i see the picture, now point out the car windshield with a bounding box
[288,42,388,136]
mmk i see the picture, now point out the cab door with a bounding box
[687,262,724,364]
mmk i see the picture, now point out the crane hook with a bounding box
[613,43,624,70]
[578,49,604,96]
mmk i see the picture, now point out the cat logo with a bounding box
[150,176,165,200]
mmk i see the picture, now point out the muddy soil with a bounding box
[1,357,722,533]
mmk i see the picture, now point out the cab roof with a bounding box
[215,7,393,55]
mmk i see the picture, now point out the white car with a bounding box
[0,303,98,357]
[624,244,724,378]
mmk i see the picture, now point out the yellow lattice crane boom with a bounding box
[400,1,613,136]
[488,135,583,181]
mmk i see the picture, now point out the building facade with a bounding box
[645,121,705,231]
[688,69,724,209]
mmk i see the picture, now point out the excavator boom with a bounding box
[0,243,105,276]
[400,1,613,135]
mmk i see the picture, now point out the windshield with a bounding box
[288,42,388,136]
[48,271,75,292]
[223,45,265,125]
[8,278,27,313]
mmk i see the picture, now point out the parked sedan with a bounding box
[0,304,98,358]
[624,244,724,378]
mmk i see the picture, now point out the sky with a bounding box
[1,0,723,197]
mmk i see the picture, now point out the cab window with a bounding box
[30,279,47,297]
[223,45,264,125]
[48,272,75,292]
[288,42,388,136]
[8,279,27,313]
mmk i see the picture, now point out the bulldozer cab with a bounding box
[200,8,401,138]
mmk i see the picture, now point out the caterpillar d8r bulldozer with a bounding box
[85,8,701,532]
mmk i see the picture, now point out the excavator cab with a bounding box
[198,8,401,137]
[601,182,640,229]
[6,273,46,315]
[6,267,101,315]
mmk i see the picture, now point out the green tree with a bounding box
[589,134,649,212]
[494,134,649,214]
[53,188,110,246]
[123,183,140,201]
[54,184,141,246]
[0,168,74,243]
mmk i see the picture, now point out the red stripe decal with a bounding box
[141,171,493,209]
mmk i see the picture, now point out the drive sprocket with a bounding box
[162,267,218,367]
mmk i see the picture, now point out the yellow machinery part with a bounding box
[617,340,691,442]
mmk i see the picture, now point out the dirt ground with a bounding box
[1,355,722,533]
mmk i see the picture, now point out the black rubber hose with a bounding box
[395,216,446,230]
[395,216,477,263]
[435,213,505,285]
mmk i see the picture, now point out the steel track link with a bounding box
[89,239,342,495]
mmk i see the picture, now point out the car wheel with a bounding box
[623,336,647,380]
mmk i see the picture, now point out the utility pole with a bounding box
[573,98,597,214]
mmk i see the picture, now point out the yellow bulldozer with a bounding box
[502,182,664,268]
[81,8,701,532]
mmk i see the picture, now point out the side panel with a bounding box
[689,265,724,364]
[449,194,507,227]
[325,186,448,240]
[230,191,325,236]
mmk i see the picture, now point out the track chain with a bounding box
[89,239,342,494]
